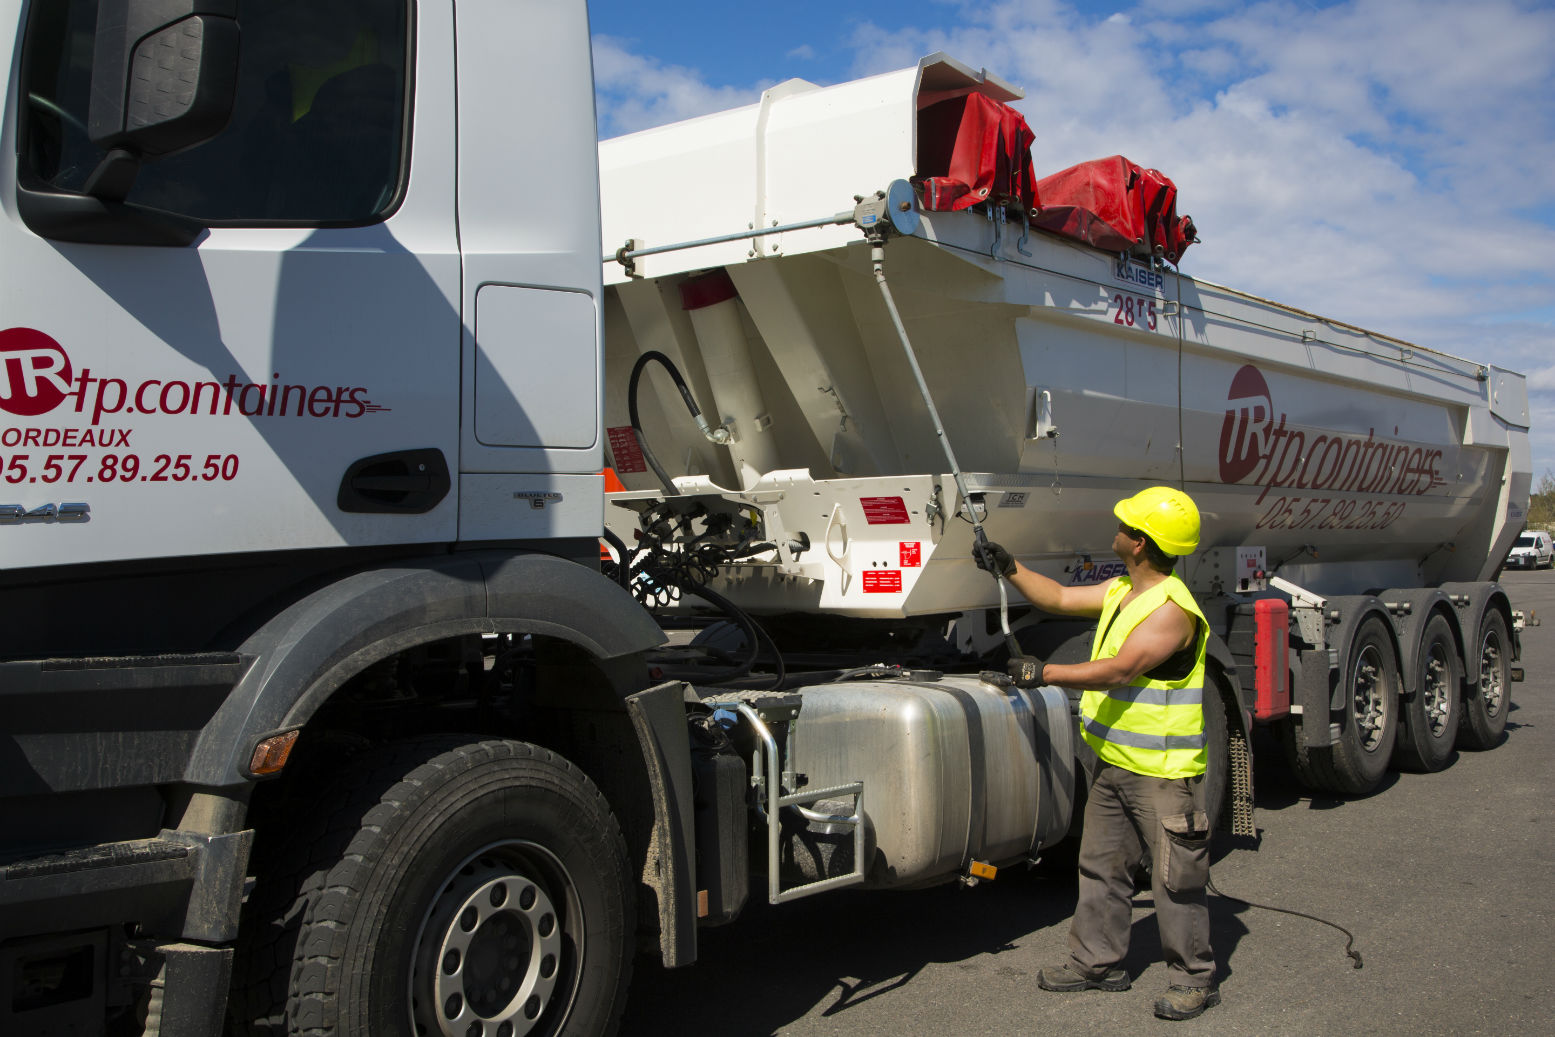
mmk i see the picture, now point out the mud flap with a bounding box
[624,681,698,968]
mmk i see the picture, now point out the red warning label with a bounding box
[606,426,647,474]
[900,542,922,567]
[863,570,903,593]
[860,496,910,524]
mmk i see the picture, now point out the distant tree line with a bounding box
[1530,470,1555,530]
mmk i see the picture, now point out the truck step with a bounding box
[3,838,190,882]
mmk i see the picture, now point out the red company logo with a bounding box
[0,327,73,417]
[0,327,388,425]
[1219,365,1271,485]
[1218,363,1444,503]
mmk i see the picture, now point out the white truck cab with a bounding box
[4,0,607,572]
[3,4,671,1035]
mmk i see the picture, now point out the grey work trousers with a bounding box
[1067,763,1216,988]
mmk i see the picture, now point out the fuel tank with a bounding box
[781,673,1075,888]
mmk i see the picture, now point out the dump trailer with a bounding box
[597,52,1532,807]
[0,2,1529,1036]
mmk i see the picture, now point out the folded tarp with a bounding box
[914,92,1038,214]
[1031,155,1197,264]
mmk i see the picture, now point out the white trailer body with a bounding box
[598,55,1531,619]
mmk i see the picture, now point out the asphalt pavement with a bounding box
[619,570,1555,1036]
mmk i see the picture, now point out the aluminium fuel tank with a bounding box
[778,674,1076,888]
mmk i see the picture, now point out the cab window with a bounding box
[18,0,410,225]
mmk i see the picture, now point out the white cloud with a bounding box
[837,0,1555,471]
[591,36,768,138]
[787,43,817,60]
[1527,365,1555,393]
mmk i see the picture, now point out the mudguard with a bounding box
[1321,596,1396,713]
[183,551,665,788]
[1439,582,1518,684]
[1376,588,1460,695]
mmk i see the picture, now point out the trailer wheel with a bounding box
[1458,610,1512,750]
[1392,614,1462,772]
[231,737,634,1037]
[1321,616,1399,795]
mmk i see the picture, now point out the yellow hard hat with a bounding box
[1114,486,1201,556]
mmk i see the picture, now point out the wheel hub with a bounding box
[1479,632,1505,717]
[1421,647,1451,737]
[1352,649,1387,751]
[412,846,573,1037]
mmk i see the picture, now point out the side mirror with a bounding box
[84,0,239,198]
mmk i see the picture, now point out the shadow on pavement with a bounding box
[621,871,1080,1035]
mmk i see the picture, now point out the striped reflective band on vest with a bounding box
[1096,685,1204,707]
[1080,715,1208,752]
[1079,572,1209,779]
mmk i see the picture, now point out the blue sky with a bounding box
[590,0,1555,487]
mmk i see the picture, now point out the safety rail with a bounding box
[705,699,866,904]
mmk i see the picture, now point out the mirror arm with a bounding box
[82,147,141,202]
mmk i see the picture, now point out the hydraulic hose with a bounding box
[600,526,632,589]
[679,581,787,690]
[627,349,719,496]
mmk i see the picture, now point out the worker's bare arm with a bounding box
[1006,563,1110,617]
[1041,602,1195,690]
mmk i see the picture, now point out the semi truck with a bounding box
[0,1,1531,1036]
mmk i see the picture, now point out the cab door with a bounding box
[1,0,460,571]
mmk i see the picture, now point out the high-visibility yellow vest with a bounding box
[1079,573,1209,779]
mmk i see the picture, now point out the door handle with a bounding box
[338,449,450,514]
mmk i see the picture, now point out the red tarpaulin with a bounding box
[914,97,1196,263]
[1031,155,1197,264]
[914,92,1038,214]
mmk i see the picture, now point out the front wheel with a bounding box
[232,738,635,1037]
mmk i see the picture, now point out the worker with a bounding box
[973,486,1218,1021]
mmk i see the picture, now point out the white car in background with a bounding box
[1506,530,1555,570]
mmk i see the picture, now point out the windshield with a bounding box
[1516,534,1538,546]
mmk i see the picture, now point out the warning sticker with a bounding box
[900,542,922,567]
[860,496,910,524]
[863,570,903,593]
[606,426,647,474]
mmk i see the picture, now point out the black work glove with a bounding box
[1006,655,1043,687]
[972,540,1015,578]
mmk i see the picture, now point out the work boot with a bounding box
[1036,962,1130,992]
[1153,984,1221,1020]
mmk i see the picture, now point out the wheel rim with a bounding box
[1479,629,1506,719]
[1420,640,1453,738]
[411,841,583,1037]
[1352,644,1389,751]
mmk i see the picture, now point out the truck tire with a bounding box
[1275,711,1324,793]
[1391,613,1462,772]
[231,737,634,1037]
[1318,616,1399,795]
[1458,610,1512,750]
